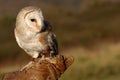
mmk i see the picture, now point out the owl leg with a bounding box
[41,55,45,60]
[50,51,55,58]
[49,46,55,58]
[37,54,45,63]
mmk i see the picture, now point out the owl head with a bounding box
[16,6,51,34]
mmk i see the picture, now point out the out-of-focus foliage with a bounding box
[60,45,120,80]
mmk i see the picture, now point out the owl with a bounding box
[14,6,58,59]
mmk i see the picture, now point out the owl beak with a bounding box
[38,21,46,33]
[36,26,45,35]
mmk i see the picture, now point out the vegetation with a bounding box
[60,45,120,80]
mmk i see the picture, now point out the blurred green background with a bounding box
[1,0,120,80]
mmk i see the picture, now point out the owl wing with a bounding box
[44,20,58,56]
[48,33,59,56]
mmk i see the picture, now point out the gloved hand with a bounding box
[3,55,74,80]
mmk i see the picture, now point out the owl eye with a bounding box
[30,19,36,22]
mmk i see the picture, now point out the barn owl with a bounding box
[14,6,58,59]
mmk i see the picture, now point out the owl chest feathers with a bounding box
[15,28,49,53]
